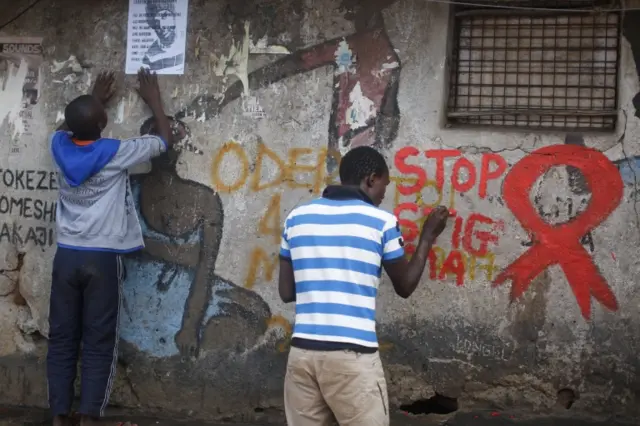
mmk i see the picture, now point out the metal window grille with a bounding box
[446,1,621,131]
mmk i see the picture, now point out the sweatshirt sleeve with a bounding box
[108,134,168,170]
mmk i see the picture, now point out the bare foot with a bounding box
[52,415,72,426]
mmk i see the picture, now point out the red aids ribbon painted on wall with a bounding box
[493,145,623,319]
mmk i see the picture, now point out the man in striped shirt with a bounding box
[278,146,449,425]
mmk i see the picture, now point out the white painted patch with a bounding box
[84,71,92,91]
[338,136,350,156]
[63,74,78,84]
[334,40,355,74]
[55,111,64,123]
[214,21,251,96]
[269,81,287,96]
[372,61,400,79]
[50,60,67,73]
[115,99,125,124]
[51,55,83,74]
[0,60,29,139]
[249,36,290,55]
[346,82,376,131]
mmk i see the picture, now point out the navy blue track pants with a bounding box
[47,247,124,417]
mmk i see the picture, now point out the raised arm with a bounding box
[383,206,449,298]
[136,68,173,148]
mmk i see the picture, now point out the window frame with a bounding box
[443,2,623,133]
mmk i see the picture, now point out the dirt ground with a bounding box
[0,406,635,425]
[0,407,640,426]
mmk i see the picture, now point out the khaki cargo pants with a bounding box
[284,347,389,426]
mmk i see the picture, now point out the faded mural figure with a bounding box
[119,118,271,358]
[177,0,401,168]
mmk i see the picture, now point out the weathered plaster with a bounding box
[1,0,640,422]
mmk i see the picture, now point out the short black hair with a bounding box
[339,146,389,185]
[64,95,104,139]
[146,1,176,27]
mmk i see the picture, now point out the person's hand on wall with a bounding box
[136,67,163,109]
[420,205,449,243]
[136,67,173,148]
[91,71,116,106]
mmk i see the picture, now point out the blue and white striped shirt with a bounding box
[280,186,405,349]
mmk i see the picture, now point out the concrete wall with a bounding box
[1,0,640,421]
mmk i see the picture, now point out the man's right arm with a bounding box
[136,68,173,149]
[109,134,167,171]
[278,219,296,303]
[383,206,449,298]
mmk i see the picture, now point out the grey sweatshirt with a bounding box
[50,131,167,252]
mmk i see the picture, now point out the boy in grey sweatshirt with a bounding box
[47,69,174,426]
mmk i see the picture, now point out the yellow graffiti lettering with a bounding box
[211,141,250,193]
[392,176,456,211]
[211,141,342,194]
[250,142,287,192]
[468,252,496,282]
[258,193,282,244]
[244,246,279,289]
[286,148,320,191]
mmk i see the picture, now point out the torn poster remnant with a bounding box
[0,37,44,148]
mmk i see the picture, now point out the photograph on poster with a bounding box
[125,0,188,75]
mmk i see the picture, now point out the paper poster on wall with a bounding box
[0,37,43,153]
[125,0,188,75]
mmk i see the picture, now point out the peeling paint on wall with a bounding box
[0,60,29,140]
[115,98,126,124]
[50,55,83,74]
[1,0,640,421]
[334,39,355,74]
[249,36,291,55]
[214,21,251,96]
[346,82,376,131]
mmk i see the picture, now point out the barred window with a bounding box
[446,2,621,131]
